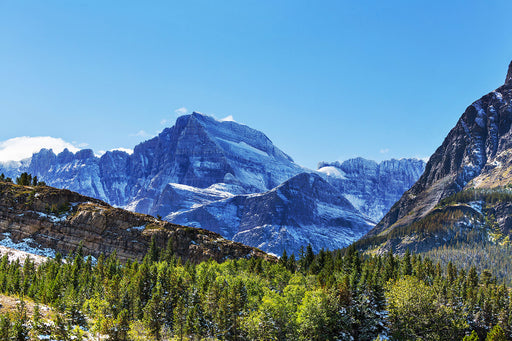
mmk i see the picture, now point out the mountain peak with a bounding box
[506,60,512,85]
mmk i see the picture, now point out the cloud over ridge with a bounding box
[0,136,80,162]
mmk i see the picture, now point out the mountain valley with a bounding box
[0,113,425,255]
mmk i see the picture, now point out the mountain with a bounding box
[0,113,424,255]
[0,180,272,263]
[167,172,375,255]
[356,61,512,275]
[368,61,512,237]
[1,112,304,212]
[317,158,425,222]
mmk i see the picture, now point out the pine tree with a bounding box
[161,237,174,262]
[280,249,288,266]
[402,249,412,276]
[0,315,10,340]
[463,330,480,341]
[173,295,187,341]
[147,235,160,263]
[143,283,164,340]
[52,314,69,341]
[11,299,28,341]
[116,309,131,341]
[32,303,42,332]
[303,244,315,271]
[486,324,507,341]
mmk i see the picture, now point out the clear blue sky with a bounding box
[1,1,512,168]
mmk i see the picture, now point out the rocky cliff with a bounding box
[362,60,512,246]
[0,181,272,263]
[317,158,425,222]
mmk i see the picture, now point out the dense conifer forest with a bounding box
[0,241,508,340]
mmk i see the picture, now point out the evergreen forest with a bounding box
[0,242,509,340]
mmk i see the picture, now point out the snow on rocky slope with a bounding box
[0,112,424,255]
[318,158,425,222]
[168,173,375,255]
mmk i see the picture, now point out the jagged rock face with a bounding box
[317,158,425,222]
[1,113,302,216]
[369,61,512,237]
[168,173,374,255]
[506,60,512,85]
[32,149,109,202]
[125,113,302,213]
[0,182,272,263]
[0,112,423,255]
[98,150,131,206]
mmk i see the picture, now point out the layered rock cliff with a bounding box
[0,181,272,263]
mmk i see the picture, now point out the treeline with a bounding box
[0,244,508,340]
[353,207,471,250]
[425,241,512,286]
[358,186,512,251]
[0,172,45,187]
[437,188,512,207]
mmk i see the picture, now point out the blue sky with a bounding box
[1,1,512,168]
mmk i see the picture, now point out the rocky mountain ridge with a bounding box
[317,157,425,222]
[168,172,375,255]
[0,113,425,254]
[0,180,272,263]
[358,60,512,258]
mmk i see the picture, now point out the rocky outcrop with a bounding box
[0,182,273,263]
[317,158,425,222]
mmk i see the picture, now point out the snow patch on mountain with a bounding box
[317,158,425,222]
[0,232,56,259]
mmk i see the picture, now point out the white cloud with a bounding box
[174,107,188,116]
[0,136,80,162]
[110,147,134,155]
[417,156,430,163]
[160,107,190,126]
[380,148,390,154]
[131,130,149,137]
[220,115,235,122]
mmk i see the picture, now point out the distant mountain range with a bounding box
[0,112,425,255]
